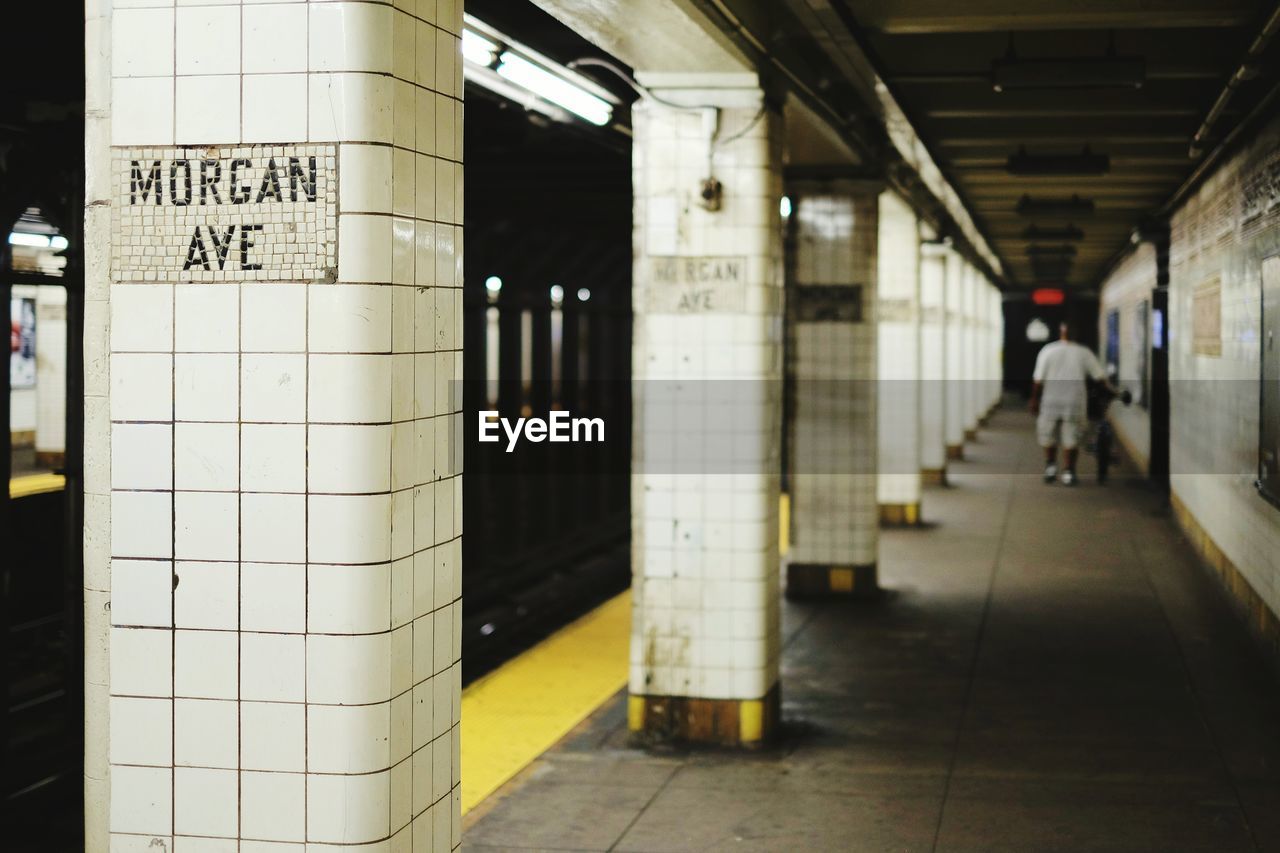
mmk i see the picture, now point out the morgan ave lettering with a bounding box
[478,411,605,452]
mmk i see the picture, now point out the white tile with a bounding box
[392,217,415,286]
[241,562,306,633]
[174,353,238,422]
[174,422,238,491]
[307,702,391,774]
[308,284,393,353]
[241,493,306,562]
[339,144,392,213]
[176,6,240,76]
[172,837,238,853]
[241,632,305,702]
[308,354,392,423]
[242,771,306,842]
[174,629,238,699]
[110,765,172,835]
[174,767,238,837]
[113,77,175,146]
[306,770,391,844]
[112,8,174,77]
[110,696,172,766]
[111,423,172,490]
[306,632,391,705]
[174,698,238,768]
[308,493,393,564]
[243,4,308,73]
[241,423,306,492]
[175,75,240,144]
[243,73,309,144]
[111,559,173,627]
[111,354,173,422]
[175,283,239,353]
[309,2,393,74]
[242,284,306,352]
[110,284,173,352]
[241,702,305,772]
[308,424,391,493]
[174,561,238,629]
[175,491,238,561]
[242,354,306,422]
[337,214,393,282]
[111,491,173,559]
[309,72,393,144]
[110,626,172,697]
[308,562,391,634]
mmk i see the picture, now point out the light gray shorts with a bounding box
[1037,410,1085,449]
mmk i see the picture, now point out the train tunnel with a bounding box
[4,0,1280,850]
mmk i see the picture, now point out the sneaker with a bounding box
[1043,463,1058,483]
[1061,470,1077,486]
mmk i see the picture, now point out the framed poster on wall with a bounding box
[1105,308,1120,378]
[10,295,36,389]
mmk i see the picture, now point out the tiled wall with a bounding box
[629,85,783,702]
[943,251,965,448]
[1097,242,1157,471]
[788,186,878,567]
[36,287,69,457]
[876,191,921,504]
[919,247,947,471]
[1168,114,1280,622]
[87,2,464,850]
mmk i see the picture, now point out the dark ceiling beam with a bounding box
[853,0,1258,34]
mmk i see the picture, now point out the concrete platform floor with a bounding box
[463,408,1280,852]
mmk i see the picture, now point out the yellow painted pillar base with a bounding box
[628,684,780,747]
[921,467,948,486]
[946,443,965,461]
[785,563,878,598]
[879,502,922,527]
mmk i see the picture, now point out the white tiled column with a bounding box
[627,76,783,745]
[785,181,880,596]
[919,245,947,483]
[86,3,464,850]
[943,250,965,460]
[876,192,922,524]
[961,263,980,440]
[989,285,1004,411]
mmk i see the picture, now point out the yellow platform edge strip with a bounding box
[10,472,66,499]
[461,589,631,814]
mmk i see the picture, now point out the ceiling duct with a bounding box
[1008,146,1110,176]
[1016,194,1095,217]
[1022,224,1084,241]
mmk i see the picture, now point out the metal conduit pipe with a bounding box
[1189,2,1280,157]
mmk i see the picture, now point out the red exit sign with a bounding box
[1032,288,1065,305]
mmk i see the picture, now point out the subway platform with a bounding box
[464,407,1280,852]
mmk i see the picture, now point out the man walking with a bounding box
[1029,322,1114,486]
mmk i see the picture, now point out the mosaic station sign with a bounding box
[111,144,337,282]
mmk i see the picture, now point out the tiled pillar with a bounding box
[876,192,922,525]
[961,264,980,441]
[919,245,947,484]
[990,286,1004,412]
[627,75,784,746]
[943,250,965,460]
[86,4,464,850]
[785,180,880,596]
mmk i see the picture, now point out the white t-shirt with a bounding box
[1032,339,1106,415]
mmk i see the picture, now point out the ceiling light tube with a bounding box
[8,232,51,248]
[496,52,612,126]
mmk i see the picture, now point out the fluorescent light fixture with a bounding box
[484,275,503,293]
[1022,224,1084,241]
[576,288,591,302]
[779,196,793,219]
[549,284,565,303]
[462,14,618,129]
[9,232,50,248]
[496,52,612,126]
[462,30,498,66]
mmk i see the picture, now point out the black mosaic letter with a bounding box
[130,161,162,205]
[230,159,253,204]
[183,227,211,270]
[200,160,223,205]
[170,161,193,207]
[256,158,283,204]
[208,225,236,271]
[288,157,318,202]
[240,223,264,270]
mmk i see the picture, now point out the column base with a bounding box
[879,502,921,526]
[921,467,948,486]
[964,428,978,441]
[946,444,964,461]
[785,562,878,598]
[628,683,780,747]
